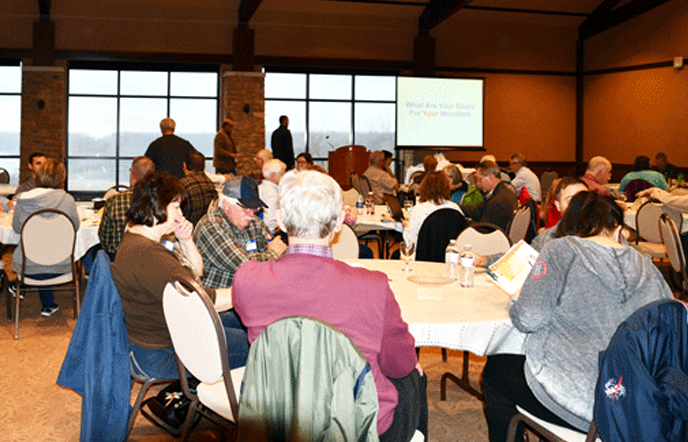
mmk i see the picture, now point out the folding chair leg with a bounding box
[14,281,20,340]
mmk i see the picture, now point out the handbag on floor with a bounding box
[141,378,199,436]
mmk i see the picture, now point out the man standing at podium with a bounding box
[271,115,294,171]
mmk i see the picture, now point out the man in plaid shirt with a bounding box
[194,175,287,288]
[180,151,217,226]
[98,156,155,261]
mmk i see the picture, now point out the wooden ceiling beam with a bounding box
[579,0,674,40]
[238,0,264,25]
[418,0,471,33]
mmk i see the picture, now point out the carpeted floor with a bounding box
[0,289,489,442]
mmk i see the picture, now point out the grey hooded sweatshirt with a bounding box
[510,235,673,430]
[12,188,80,275]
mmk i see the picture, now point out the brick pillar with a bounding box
[20,66,66,182]
[221,71,265,175]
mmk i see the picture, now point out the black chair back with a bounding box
[416,208,468,262]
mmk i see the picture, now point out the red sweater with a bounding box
[233,252,417,434]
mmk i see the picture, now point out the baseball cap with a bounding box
[222,175,268,209]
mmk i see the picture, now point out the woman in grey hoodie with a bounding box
[483,191,674,442]
[11,159,79,317]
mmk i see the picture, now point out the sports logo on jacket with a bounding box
[604,376,626,402]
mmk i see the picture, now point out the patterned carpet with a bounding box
[0,291,489,442]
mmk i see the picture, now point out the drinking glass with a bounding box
[400,241,415,272]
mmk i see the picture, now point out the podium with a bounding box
[328,145,369,189]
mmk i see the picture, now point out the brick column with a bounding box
[221,71,265,175]
[20,66,66,182]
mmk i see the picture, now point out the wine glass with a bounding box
[400,241,415,272]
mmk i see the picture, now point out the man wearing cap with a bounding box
[214,118,238,175]
[194,175,287,288]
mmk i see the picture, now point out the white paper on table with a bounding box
[487,240,539,295]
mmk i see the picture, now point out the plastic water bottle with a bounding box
[366,191,375,216]
[356,193,365,216]
[459,244,475,288]
[445,239,460,280]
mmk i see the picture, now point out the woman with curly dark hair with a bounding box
[111,172,247,379]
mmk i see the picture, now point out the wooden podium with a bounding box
[328,145,369,189]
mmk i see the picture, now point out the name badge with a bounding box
[245,240,257,252]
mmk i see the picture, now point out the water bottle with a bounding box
[356,193,365,216]
[366,191,375,216]
[445,239,460,280]
[459,244,475,288]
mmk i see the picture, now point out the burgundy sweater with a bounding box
[233,251,417,435]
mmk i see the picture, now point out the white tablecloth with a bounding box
[0,211,101,261]
[353,205,404,233]
[345,259,526,356]
[0,184,18,196]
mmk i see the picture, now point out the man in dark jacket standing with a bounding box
[271,115,294,171]
[144,118,198,179]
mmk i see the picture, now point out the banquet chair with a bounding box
[129,352,178,438]
[350,172,363,194]
[360,174,373,196]
[506,407,599,442]
[442,222,510,399]
[0,167,10,184]
[341,187,359,207]
[635,201,667,259]
[237,316,380,442]
[162,276,245,442]
[332,223,360,260]
[658,213,688,298]
[507,204,532,245]
[416,208,468,263]
[539,170,558,198]
[104,184,129,200]
[592,299,688,441]
[14,208,81,340]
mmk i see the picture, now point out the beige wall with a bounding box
[583,0,688,167]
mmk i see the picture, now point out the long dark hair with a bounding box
[556,191,624,238]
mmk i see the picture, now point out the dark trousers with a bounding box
[482,354,577,442]
[379,368,428,442]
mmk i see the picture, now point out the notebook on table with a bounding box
[384,193,405,221]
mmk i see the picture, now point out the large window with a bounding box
[0,64,22,184]
[264,71,396,169]
[67,66,219,192]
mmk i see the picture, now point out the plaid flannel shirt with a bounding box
[98,189,132,257]
[180,171,217,225]
[193,201,278,288]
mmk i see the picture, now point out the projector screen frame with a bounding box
[395,75,486,151]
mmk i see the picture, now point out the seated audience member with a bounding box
[508,154,541,203]
[233,170,427,441]
[258,159,287,234]
[403,171,464,248]
[15,152,47,196]
[194,176,287,289]
[179,151,218,226]
[539,178,560,229]
[295,152,313,172]
[382,150,396,179]
[98,156,155,261]
[443,164,470,204]
[481,154,511,183]
[363,151,399,204]
[111,172,248,379]
[619,155,668,193]
[653,152,678,181]
[310,164,328,174]
[11,159,79,317]
[530,177,587,251]
[411,155,438,185]
[580,156,612,196]
[482,191,673,442]
[249,149,273,183]
[460,160,518,232]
